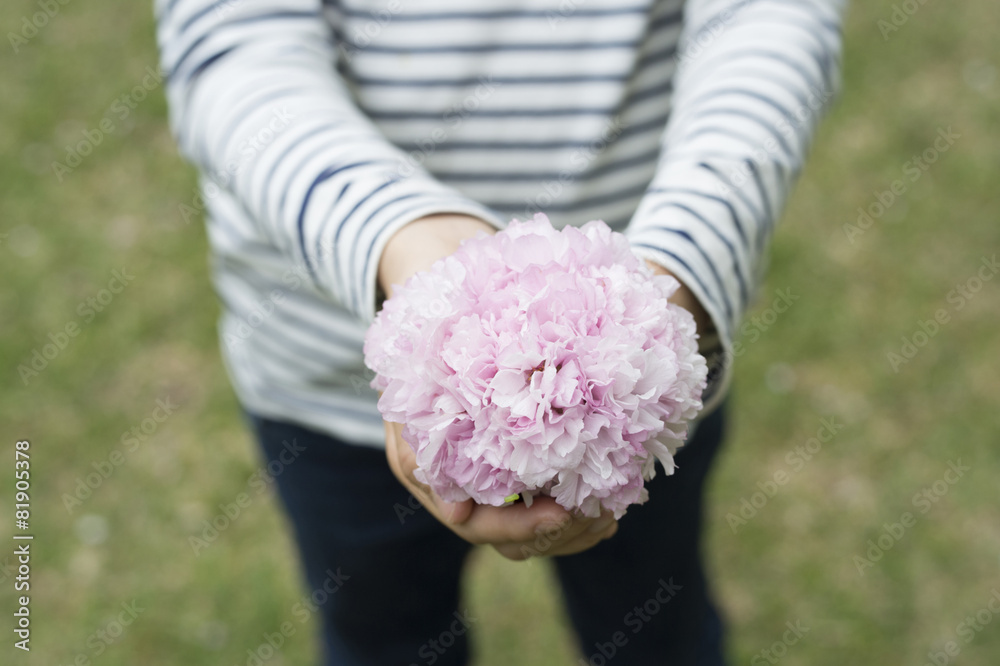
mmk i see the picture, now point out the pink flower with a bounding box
[364,215,707,518]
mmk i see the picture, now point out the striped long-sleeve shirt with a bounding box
[156,0,845,447]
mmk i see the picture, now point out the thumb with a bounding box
[434,497,474,525]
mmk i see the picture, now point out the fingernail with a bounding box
[588,517,615,534]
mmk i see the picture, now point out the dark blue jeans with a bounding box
[247,405,728,666]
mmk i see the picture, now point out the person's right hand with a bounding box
[377,213,619,560]
[385,420,619,560]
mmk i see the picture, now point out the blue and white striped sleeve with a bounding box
[155,0,503,322]
[626,0,846,412]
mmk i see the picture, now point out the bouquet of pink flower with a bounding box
[364,215,707,518]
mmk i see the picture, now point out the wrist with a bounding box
[644,259,713,335]
[378,214,496,299]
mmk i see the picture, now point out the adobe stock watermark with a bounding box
[222,251,344,356]
[350,365,379,397]
[886,255,997,373]
[726,417,843,533]
[504,514,618,563]
[178,106,295,225]
[853,459,969,576]
[577,578,682,666]
[522,115,628,218]
[717,82,836,200]
[919,588,1000,666]
[676,0,752,70]
[337,0,403,62]
[234,566,350,666]
[546,0,588,29]
[408,610,478,666]
[393,492,425,524]
[390,77,502,186]
[222,289,287,352]
[350,309,433,397]
[17,267,135,386]
[55,599,145,665]
[349,354,395,396]
[62,396,179,513]
[878,0,935,41]
[517,519,575,561]
[715,287,800,373]
[189,438,307,555]
[7,0,73,54]
[844,126,960,244]
[51,66,164,182]
[213,0,243,20]
[750,620,810,665]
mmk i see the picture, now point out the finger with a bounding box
[533,507,613,546]
[518,505,613,549]
[438,497,474,524]
[493,542,535,561]
[385,422,476,527]
[426,492,474,525]
[508,512,616,558]
[388,420,604,546]
[384,421,404,480]
[544,520,619,557]
[512,521,618,560]
[386,422,434,499]
[460,496,573,545]
[389,418,570,533]
[493,521,616,560]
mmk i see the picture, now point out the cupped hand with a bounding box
[384,420,618,560]
[375,213,621,560]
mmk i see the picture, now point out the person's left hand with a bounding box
[645,260,712,335]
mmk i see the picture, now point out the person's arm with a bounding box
[156,0,615,558]
[156,0,502,322]
[626,0,847,412]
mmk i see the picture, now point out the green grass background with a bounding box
[2,1,999,664]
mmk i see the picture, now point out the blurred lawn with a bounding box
[2,1,999,664]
